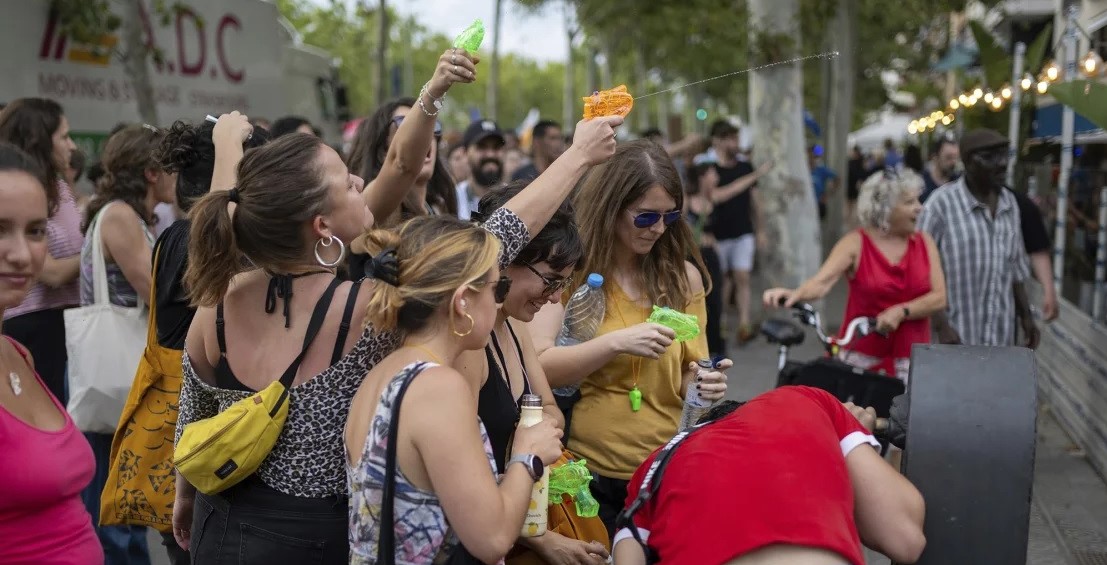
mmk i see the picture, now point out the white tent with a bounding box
[848,114,913,152]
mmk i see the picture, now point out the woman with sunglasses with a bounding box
[529,140,732,536]
[345,216,564,565]
[457,182,610,564]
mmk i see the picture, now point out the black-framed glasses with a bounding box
[522,263,573,296]
[469,275,512,303]
[391,115,443,137]
[629,209,682,229]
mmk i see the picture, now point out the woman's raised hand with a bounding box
[426,48,479,99]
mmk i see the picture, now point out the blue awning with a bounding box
[1031,103,1100,139]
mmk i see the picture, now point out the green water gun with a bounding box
[453,19,486,53]
[548,459,600,518]
[647,306,700,342]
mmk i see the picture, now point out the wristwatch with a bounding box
[507,454,544,482]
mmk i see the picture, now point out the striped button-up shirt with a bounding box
[918,178,1030,346]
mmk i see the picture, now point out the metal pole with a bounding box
[1094,186,1107,322]
[1006,42,1026,188]
[1053,3,1079,298]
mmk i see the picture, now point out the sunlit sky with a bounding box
[302,0,570,63]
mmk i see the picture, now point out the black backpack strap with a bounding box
[615,422,711,565]
[503,321,531,395]
[331,279,363,365]
[267,277,342,417]
[378,362,434,565]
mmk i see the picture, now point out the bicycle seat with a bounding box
[760,318,805,347]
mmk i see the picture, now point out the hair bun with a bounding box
[156,120,203,172]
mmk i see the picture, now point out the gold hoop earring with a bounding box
[451,312,475,337]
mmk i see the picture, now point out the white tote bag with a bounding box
[65,203,148,434]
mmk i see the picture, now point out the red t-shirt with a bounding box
[618,386,880,565]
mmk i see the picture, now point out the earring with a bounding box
[314,235,346,268]
[460,299,467,307]
[451,312,475,337]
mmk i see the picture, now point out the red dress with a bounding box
[839,230,932,379]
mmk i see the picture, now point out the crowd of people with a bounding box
[0,43,1057,565]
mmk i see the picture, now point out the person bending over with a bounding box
[612,386,926,565]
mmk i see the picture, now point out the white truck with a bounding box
[0,0,346,156]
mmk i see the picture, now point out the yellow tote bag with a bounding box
[99,245,182,533]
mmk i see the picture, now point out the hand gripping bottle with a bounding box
[519,394,549,537]
[678,357,722,432]
[552,274,605,398]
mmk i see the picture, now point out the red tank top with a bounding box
[840,230,932,375]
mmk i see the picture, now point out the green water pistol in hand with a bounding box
[647,306,700,341]
[453,19,485,53]
[548,459,600,518]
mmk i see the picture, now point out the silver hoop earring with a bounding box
[314,235,346,268]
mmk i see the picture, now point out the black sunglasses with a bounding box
[630,209,682,229]
[523,263,573,296]
[470,275,512,304]
[391,115,443,137]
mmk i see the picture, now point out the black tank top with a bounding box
[477,321,532,473]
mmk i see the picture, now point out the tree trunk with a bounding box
[825,0,856,242]
[375,0,388,107]
[119,0,157,125]
[585,43,599,93]
[747,0,820,290]
[488,0,503,121]
[563,5,576,129]
[634,43,648,132]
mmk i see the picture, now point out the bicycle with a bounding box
[759,301,905,418]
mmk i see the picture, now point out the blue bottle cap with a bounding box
[586,273,604,288]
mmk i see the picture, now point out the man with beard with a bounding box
[919,135,960,203]
[918,129,1038,349]
[455,119,506,220]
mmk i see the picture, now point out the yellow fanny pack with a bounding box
[174,278,343,494]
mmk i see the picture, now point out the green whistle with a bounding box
[629,386,642,412]
[647,306,700,342]
[453,19,485,53]
[549,459,600,518]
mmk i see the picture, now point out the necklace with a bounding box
[612,284,645,413]
[8,371,22,396]
[405,344,444,365]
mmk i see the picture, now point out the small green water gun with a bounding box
[453,19,486,53]
[549,459,600,518]
[647,306,700,341]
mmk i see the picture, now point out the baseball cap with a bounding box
[959,129,1007,159]
[463,120,506,148]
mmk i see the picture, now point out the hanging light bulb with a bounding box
[1036,78,1049,94]
[950,99,960,110]
[965,95,977,107]
[984,91,995,104]
[931,110,943,120]
[972,86,984,98]
[1000,84,1013,100]
[941,115,953,126]
[1044,60,1061,82]
[1020,73,1034,91]
[990,97,1004,111]
[908,122,918,134]
[958,93,970,105]
[1081,50,1103,78]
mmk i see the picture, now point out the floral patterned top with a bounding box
[175,208,529,498]
[347,362,500,565]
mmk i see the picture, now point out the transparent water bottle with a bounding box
[552,274,605,398]
[678,358,719,432]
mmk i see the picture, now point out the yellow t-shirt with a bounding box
[566,283,708,480]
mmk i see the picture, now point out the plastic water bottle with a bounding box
[552,274,605,397]
[678,358,719,432]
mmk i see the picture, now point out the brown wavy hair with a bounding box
[185,133,333,307]
[353,215,500,336]
[572,139,709,309]
[82,125,165,233]
[0,98,65,211]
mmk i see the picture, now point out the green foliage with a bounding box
[51,0,189,63]
[969,20,1009,89]
[1049,80,1107,132]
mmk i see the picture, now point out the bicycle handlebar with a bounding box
[776,299,881,349]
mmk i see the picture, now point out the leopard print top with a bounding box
[175,208,530,498]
